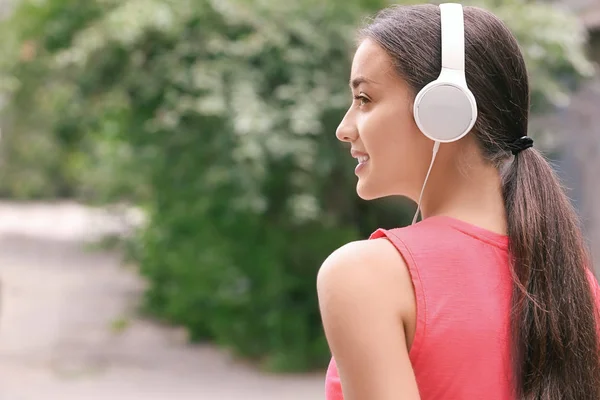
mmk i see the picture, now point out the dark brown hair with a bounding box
[360,4,600,399]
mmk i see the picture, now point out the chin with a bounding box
[356,181,382,200]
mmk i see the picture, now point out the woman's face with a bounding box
[336,39,435,201]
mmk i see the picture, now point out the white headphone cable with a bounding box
[411,141,441,225]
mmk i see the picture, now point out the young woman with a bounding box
[317,3,600,400]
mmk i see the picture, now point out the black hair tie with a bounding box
[509,136,534,156]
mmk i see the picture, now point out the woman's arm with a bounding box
[317,238,420,400]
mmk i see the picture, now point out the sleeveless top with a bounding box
[324,215,600,400]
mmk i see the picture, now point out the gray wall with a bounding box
[556,28,600,274]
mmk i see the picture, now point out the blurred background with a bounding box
[0,0,597,399]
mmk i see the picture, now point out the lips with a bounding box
[351,149,369,161]
[352,150,369,175]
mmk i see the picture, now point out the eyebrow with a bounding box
[349,76,376,89]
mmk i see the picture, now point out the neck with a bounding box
[418,143,508,236]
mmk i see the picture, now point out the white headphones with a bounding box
[414,3,477,143]
[411,3,478,224]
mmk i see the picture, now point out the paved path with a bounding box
[0,202,325,400]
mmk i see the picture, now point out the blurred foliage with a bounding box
[0,0,594,371]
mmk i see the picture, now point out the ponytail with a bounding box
[502,148,600,399]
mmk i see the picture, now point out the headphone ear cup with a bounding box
[414,81,477,143]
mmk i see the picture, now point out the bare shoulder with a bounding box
[319,238,404,273]
[316,238,420,399]
[316,237,414,328]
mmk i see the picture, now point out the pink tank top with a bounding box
[324,215,600,400]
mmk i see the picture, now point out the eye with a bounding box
[353,94,370,107]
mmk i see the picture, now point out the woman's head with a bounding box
[335,38,434,200]
[339,4,600,399]
[337,4,529,201]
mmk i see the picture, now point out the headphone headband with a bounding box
[440,3,465,72]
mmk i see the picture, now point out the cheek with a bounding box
[361,107,423,167]
[360,106,434,191]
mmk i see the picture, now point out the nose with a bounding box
[335,111,358,143]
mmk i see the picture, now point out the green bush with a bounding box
[0,0,593,371]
